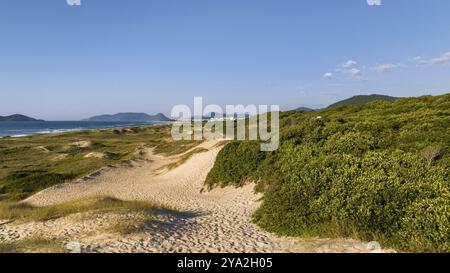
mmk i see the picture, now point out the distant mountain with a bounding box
[84,112,171,122]
[295,107,315,112]
[0,114,44,122]
[328,94,399,108]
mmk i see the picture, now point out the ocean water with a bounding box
[0,121,167,137]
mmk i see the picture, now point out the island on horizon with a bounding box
[0,114,44,122]
[83,112,172,122]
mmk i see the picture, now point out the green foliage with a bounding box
[0,170,78,200]
[396,197,450,252]
[207,93,450,252]
[205,141,266,188]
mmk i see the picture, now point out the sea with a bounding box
[0,121,169,138]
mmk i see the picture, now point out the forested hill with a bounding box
[328,94,399,108]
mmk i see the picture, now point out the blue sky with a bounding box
[1,0,450,120]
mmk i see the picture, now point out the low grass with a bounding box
[212,140,231,148]
[0,236,65,253]
[0,196,161,223]
[1,171,78,200]
[163,147,209,170]
[108,213,158,235]
[153,140,202,156]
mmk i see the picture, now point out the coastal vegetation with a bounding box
[0,125,200,201]
[0,196,160,223]
[162,147,209,170]
[206,93,450,252]
[0,236,65,253]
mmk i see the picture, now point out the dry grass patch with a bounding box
[161,147,209,171]
[0,196,163,223]
[0,236,65,253]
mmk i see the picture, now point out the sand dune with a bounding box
[2,140,391,253]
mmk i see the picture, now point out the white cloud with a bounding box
[349,68,362,77]
[367,0,382,6]
[325,60,362,79]
[323,72,333,79]
[323,50,450,81]
[419,52,450,65]
[341,60,357,68]
[66,0,81,5]
[372,63,402,73]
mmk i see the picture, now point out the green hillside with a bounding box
[205,94,450,252]
[328,94,399,108]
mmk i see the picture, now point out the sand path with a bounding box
[2,141,389,253]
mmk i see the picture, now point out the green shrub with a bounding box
[254,150,449,252]
[205,141,265,188]
[323,131,378,155]
[396,197,450,252]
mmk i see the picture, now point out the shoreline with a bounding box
[0,121,172,138]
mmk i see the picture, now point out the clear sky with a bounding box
[1,0,449,120]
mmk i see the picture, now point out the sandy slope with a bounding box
[1,141,390,253]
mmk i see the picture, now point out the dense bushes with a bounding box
[254,146,449,251]
[205,141,265,189]
[397,197,449,252]
[206,93,450,252]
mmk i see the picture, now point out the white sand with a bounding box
[1,141,392,253]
